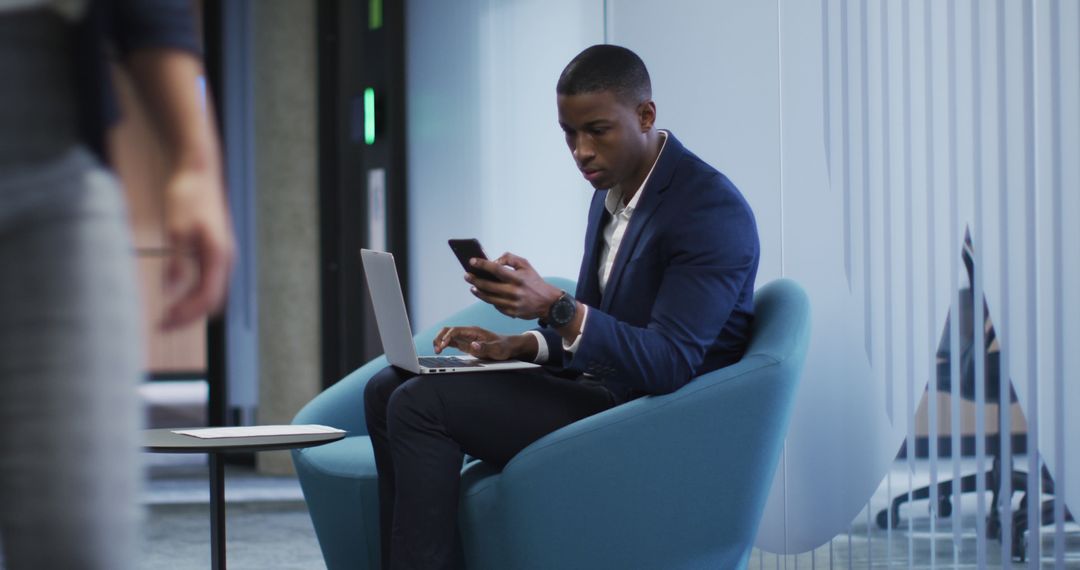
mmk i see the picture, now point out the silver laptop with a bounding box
[360,249,540,374]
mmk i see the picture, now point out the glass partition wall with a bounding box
[750,1,1078,566]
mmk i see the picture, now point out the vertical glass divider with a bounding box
[971,0,989,564]
[922,2,939,566]
[993,0,1013,561]
[945,0,963,565]
[1021,0,1041,566]
[1049,0,1068,566]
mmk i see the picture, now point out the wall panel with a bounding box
[406,0,603,330]
[606,0,783,285]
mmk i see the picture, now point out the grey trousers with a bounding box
[0,148,143,569]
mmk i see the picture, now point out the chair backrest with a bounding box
[690,278,811,567]
[741,278,812,368]
[932,228,1006,402]
[484,278,811,570]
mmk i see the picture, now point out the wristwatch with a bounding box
[543,291,577,328]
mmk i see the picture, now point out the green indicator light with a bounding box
[364,87,376,145]
[369,0,383,30]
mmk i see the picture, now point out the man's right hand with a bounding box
[160,166,235,330]
[433,326,538,361]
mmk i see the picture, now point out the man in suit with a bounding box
[364,44,759,569]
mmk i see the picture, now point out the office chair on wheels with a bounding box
[874,231,1072,561]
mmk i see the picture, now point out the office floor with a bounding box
[749,457,1080,569]
[140,454,325,570]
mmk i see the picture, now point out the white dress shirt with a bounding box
[527,131,668,363]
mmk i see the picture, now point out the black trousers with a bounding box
[363,366,621,570]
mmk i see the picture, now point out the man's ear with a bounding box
[638,100,656,132]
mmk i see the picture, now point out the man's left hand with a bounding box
[466,253,562,320]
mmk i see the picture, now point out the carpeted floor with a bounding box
[140,455,326,570]
[140,500,323,570]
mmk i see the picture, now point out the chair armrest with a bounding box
[502,354,777,472]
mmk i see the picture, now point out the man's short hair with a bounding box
[557,44,652,106]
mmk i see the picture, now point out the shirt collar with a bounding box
[604,130,669,216]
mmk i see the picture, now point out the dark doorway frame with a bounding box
[317,0,409,389]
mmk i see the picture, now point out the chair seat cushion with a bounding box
[295,435,379,480]
[293,436,382,569]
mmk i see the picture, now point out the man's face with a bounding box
[557,90,652,192]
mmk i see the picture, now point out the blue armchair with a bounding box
[293,278,810,569]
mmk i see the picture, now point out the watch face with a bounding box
[551,295,575,326]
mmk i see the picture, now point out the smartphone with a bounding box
[448,238,500,281]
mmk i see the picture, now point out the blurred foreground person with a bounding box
[0,0,234,567]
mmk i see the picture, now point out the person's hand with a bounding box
[465,253,562,320]
[160,166,236,330]
[433,326,537,361]
[123,49,235,330]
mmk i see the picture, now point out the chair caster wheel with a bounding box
[876,509,890,530]
[1012,523,1027,562]
[987,517,1001,540]
[1012,533,1026,562]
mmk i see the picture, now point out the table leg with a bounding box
[210,453,226,570]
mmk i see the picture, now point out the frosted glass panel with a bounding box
[769,0,1078,560]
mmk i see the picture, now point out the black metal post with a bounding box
[209,453,226,570]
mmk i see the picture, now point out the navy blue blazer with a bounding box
[538,132,759,398]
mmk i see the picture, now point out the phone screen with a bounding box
[448,239,500,281]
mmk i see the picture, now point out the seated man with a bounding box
[364,44,760,570]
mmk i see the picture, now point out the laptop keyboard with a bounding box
[418,356,484,368]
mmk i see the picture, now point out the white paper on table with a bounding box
[172,424,345,439]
